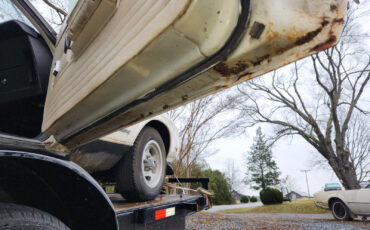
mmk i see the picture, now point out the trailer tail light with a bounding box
[155,207,175,220]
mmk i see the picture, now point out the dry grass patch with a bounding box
[218,199,330,214]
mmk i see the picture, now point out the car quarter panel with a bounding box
[42,0,239,147]
[40,0,347,150]
[100,114,178,163]
[345,190,370,215]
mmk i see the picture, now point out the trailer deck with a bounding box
[110,193,207,229]
[0,134,209,230]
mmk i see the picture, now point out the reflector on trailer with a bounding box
[155,207,175,220]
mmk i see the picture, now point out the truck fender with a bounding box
[0,150,118,230]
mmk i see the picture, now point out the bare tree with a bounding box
[236,3,369,189]
[224,159,241,192]
[279,175,297,195]
[346,113,370,182]
[312,113,370,182]
[168,92,239,178]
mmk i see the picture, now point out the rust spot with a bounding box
[266,30,279,41]
[330,4,338,11]
[321,19,330,27]
[249,21,266,39]
[214,61,248,77]
[251,54,270,66]
[334,18,344,24]
[310,35,337,52]
[236,73,253,82]
[295,28,322,45]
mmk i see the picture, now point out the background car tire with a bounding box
[331,200,351,221]
[116,127,166,201]
[0,203,70,230]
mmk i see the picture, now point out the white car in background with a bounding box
[70,114,178,201]
[314,183,370,221]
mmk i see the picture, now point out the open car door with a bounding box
[41,0,347,150]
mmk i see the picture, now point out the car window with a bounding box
[325,183,341,188]
[29,0,76,33]
[0,0,36,29]
[366,185,370,189]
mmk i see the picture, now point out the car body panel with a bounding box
[100,114,178,163]
[19,0,346,150]
[69,114,178,172]
[314,189,370,216]
[41,0,237,143]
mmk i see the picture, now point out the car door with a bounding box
[346,189,370,215]
[35,0,347,150]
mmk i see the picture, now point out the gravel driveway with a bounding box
[186,212,370,230]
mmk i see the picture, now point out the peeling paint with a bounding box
[295,28,322,45]
[214,61,248,77]
[310,35,337,52]
[251,54,270,66]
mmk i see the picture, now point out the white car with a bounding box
[0,0,347,202]
[314,184,370,221]
[70,114,178,201]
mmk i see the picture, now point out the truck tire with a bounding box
[116,127,166,201]
[331,200,352,221]
[0,203,70,230]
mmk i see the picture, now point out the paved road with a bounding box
[186,212,370,230]
[207,202,263,212]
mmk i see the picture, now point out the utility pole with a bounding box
[301,170,311,198]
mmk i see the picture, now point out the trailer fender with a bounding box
[0,150,118,230]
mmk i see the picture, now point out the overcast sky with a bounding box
[207,128,341,196]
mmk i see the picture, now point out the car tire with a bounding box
[0,203,70,230]
[331,200,351,221]
[116,127,166,201]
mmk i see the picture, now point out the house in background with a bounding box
[286,191,310,201]
[231,190,245,203]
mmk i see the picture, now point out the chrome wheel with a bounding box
[141,140,163,188]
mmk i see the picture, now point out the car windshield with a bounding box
[0,0,36,29]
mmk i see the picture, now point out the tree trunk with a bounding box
[328,156,360,189]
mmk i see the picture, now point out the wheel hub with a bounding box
[141,140,163,188]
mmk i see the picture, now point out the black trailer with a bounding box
[0,134,209,230]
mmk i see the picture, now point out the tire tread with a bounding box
[116,127,166,201]
[0,203,70,230]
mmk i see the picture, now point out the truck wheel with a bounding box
[331,200,351,221]
[116,127,166,201]
[0,203,70,230]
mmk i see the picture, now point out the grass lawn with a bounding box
[218,199,330,214]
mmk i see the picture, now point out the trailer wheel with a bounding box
[0,203,70,230]
[116,127,166,201]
